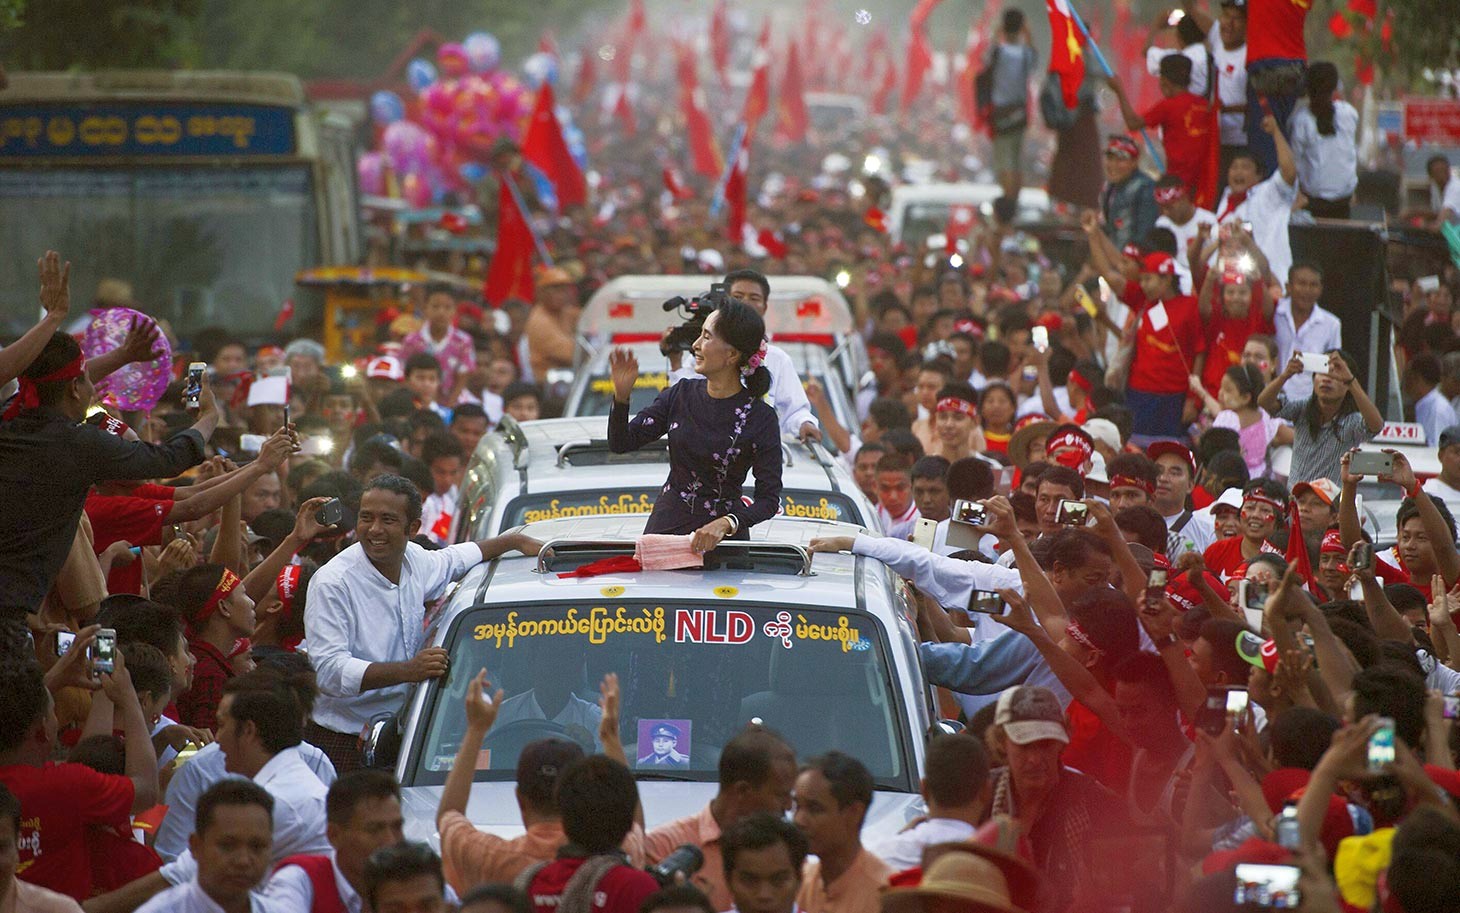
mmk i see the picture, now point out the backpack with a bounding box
[517,854,628,913]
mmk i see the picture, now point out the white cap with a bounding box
[1211,487,1245,513]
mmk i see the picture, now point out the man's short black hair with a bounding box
[802,751,873,817]
[351,437,405,476]
[326,769,401,827]
[1001,9,1024,35]
[223,667,309,755]
[102,600,185,659]
[557,755,639,852]
[866,397,912,432]
[724,269,771,302]
[69,734,125,775]
[452,402,489,424]
[1036,464,1085,499]
[121,642,174,704]
[1158,53,1192,87]
[420,432,464,467]
[404,352,441,377]
[923,733,989,808]
[1111,652,1177,709]
[911,455,950,484]
[363,473,424,525]
[1398,496,1457,541]
[363,841,444,910]
[502,381,542,407]
[979,341,1011,378]
[196,779,274,837]
[517,737,586,815]
[1408,352,1443,387]
[0,663,49,753]
[867,332,907,359]
[719,724,794,790]
[640,885,716,913]
[462,884,530,913]
[721,812,809,880]
[1115,505,1169,555]
[1197,619,1252,683]
[1351,665,1427,749]
[1384,584,1428,618]
[1269,707,1341,771]
[947,457,995,501]
[1068,588,1140,664]
[880,429,925,463]
[1289,261,1323,283]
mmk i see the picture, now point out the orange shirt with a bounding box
[795,849,893,913]
[642,805,727,911]
[439,813,566,894]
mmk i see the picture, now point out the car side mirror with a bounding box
[362,711,402,770]
[930,719,965,738]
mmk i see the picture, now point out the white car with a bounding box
[887,182,1052,249]
[457,416,881,541]
[371,515,938,848]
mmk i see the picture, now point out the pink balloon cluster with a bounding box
[357,33,535,208]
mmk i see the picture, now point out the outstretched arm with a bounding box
[0,252,70,386]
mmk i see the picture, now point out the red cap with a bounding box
[1146,441,1196,476]
[1033,312,1064,332]
[1106,135,1140,160]
[366,355,404,381]
[1141,251,1178,276]
[1166,570,1224,612]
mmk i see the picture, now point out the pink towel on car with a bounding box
[636,534,705,570]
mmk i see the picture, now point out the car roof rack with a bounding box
[556,438,669,468]
[535,539,814,577]
[495,415,531,469]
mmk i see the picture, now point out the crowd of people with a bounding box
[3,0,1460,911]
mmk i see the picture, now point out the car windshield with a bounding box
[410,601,910,788]
[503,489,865,526]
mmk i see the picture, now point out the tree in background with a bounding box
[0,0,202,70]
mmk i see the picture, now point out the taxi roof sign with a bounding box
[1374,422,1427,445]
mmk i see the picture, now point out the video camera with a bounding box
[661,282,734,355]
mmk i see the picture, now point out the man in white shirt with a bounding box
[667,269,820,442]
[1422,426,1460,503]
[137,780,279,913]
[1405,353,1458,447]
[1153,176,1217,293]
[1213,118,1299,289]
[303,475,539,773]
[261,770,412,913]
[867,733,987,870]
[1148,442,1216,556]
[1428,155,1460,225]
[1274,263,1343,401]
[156,670,332,890]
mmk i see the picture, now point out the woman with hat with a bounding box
[608,299,783,554]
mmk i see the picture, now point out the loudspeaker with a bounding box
[1287,222,1391,403]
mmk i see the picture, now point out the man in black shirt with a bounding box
[0,332,220,653]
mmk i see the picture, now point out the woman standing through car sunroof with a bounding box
[608,299,784,553]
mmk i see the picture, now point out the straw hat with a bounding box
[882,849,1029,913]
[1007,417,1056,468]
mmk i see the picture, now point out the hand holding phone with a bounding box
[185,362,206,408]
[1056,499,1089,527]
[315,497,344,528]
[91,627,117,675]
[1348,451,1394,478]
[1367,716,1396,773]
[1031,325,1049,353]
[1298,352,1329,374]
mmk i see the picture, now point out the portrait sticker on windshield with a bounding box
[636,719,691,769]
[472,607,668,647]
[674,608,754,644]
[520,493,655,524]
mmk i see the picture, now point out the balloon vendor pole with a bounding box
[1065,0,1166,172]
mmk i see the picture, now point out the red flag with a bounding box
[538,29,560,58]
[1327,12,1353,40]
[273,298,294,332]
[430,510,454,543]
[627,0,646,41]
[872,52,899,116]
[662,165,693,200]
[774,40,810,143]
[1283,501,1318,595]
[742,19,773,129]
[901,0,942,112]
[956,18,990,129]
[608,84,637,136]
[484,175,536,306]
[522,83,587,208]
[724,138,749,243]
[1347,0,1377,21]
[675,41,724,178]
[572,44,597,105]
[709,0,730,87]
[757,228,788,259]
[1045,0,1086,109]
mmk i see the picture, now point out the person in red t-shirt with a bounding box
[1196,251,1276,398]
[86,428,298,595]
[1110,56,1217,209]
[0,650,158,902]
[1108,251,1206,445]
[1202,481,1288,581]
[1339,448,1460,603]
[1245,0,1310,174]
[522,756,659,913]
[173,564,257,731]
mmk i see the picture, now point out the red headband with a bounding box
[1109,474,1154,495]
[196,568,242,623]
[3,353,85,420]
[1243,493,1286,514]
[275,565,301,619]
[1045,430,1093,461]
[1065,620,1104,659]
[1068,370,1094,394]
[935,397,977,418]
[1154,184,1186,205]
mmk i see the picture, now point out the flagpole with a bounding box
[499,169,556,268]
[709,122,747,218]
[1064,0,1166,173]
